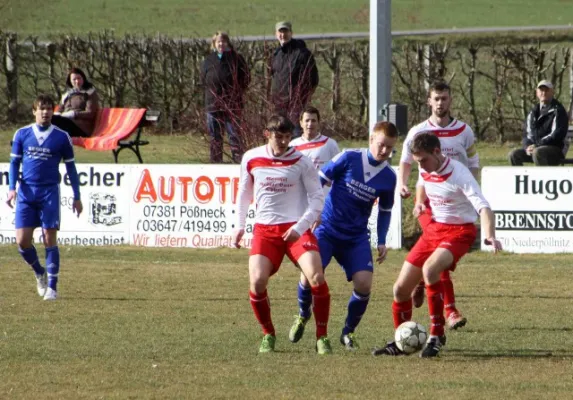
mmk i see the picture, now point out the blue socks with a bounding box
[45,246,60,291]
[18,246,45,277]
[297,282,313,319]
[342,290,370,335]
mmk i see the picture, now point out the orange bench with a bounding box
[72,108,160,163]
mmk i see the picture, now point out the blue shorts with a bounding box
[15,184,60,230]
[314,225,373,282]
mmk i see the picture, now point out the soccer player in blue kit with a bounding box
[6,94,83,301]
[289,121,398,350]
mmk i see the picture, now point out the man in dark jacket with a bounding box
[271,21,319,137]
[202,32,250,163]
[509,80,569,166]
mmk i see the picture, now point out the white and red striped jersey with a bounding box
[290,134,340,169]
[420,158,490,225]
[237,144,324,234]
[401,118,479,169]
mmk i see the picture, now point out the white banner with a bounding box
[0,163,402,249]
[481,166,573,253]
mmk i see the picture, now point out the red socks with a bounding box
[441,270,457,317]
[392,299,412,328]
[311,282,330,339]
[249,290,275,336]
[426,282,445,336]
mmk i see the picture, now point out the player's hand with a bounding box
[399,185,411,199]
[73,200,83,217]
[376,245,388,264]
[282,226,300,243]
[232,229,245,248]
[311,215,321,232]
[412,202,426,218]
[484,238,503,253]
[525,145,535,156]
[6,190,16,208]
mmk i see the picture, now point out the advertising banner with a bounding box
[0,163,402,249]
[481,167,573,253]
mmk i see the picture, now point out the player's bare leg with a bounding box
[16,227,47,298]
[289,271,312,343]
[420,248,454,358]
[297,251,332,355]
[248,255,276,353]
[373,262,422,356]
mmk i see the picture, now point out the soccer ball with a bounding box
[394,321,428,355]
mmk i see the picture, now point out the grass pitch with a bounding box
[1,0,573,37]
[1,246,572,399]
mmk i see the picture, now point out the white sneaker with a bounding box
[43,288,57,301]
[36,273,47,297]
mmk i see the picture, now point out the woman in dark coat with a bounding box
[201,32,250,163]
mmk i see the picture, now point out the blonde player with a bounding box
[232,115,332,354]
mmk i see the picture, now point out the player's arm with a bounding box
[318,150,348,187]
[375,174,396,263]
[413,179,428,217]
[465,127,480,180]
[398,135,414,198]
[7,130,23,208]
[459,170,502,253]
[62,134,82,216]
[233,156,254,248]
[292,159,325,236]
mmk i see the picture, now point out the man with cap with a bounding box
[271,21,319,137]
[509,80,570,166]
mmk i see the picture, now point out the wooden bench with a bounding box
[560,125,573,165]
[72,108,160,164]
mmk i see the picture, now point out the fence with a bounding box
[2,30,573,142]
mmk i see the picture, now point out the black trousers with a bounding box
[508,145,564,166]
[51,115,90,138]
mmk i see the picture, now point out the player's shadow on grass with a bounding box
[462,294,573,300]
[446,349,573,359]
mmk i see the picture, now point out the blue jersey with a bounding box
[10,124,75,188]
[318,149,396,243]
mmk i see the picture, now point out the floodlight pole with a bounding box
[369,0,392,133]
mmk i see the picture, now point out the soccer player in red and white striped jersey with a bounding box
[399,81,480,329]
[374,133,501,358]
[290,106,340,170]
[232,115,332,354]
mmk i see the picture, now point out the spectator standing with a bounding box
[201,31,250,163]
[508,80,569,166]
[52,67,100,138]
[271,21,319,137]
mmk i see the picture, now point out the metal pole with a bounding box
[369,0,392,132]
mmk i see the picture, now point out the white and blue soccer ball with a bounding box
[394,321,428,355]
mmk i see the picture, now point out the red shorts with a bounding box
[250,222,320,275]
[417,199,433,230]
[406,221,477,270]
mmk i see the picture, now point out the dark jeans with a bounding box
[207,112,244,163]
[51,115,90,138]
[273,102,306,139]
[508,145,564,166]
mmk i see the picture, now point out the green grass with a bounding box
[1,0,573,37]
[1,246,572,399]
